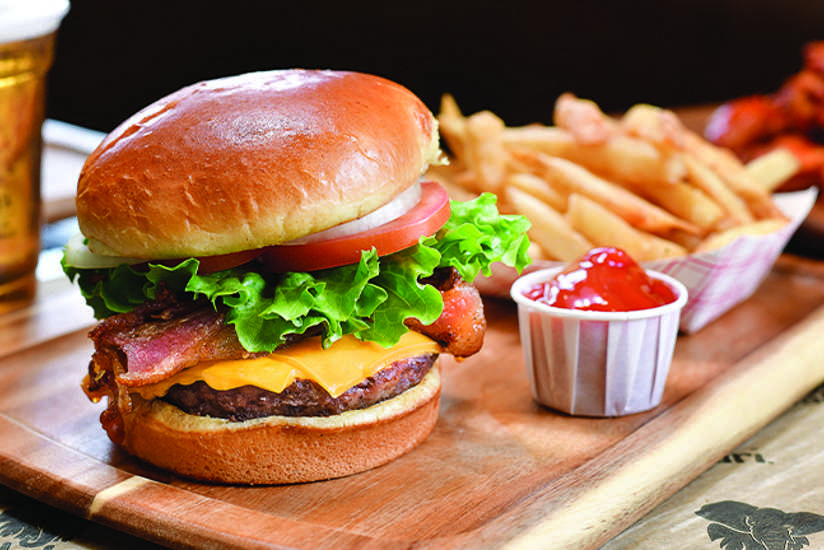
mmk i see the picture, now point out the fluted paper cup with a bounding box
[511,268,688,417]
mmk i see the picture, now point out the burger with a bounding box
[62,69,530,484]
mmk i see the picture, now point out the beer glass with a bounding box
[0,0,69,312]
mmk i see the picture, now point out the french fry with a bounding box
[502,124,575,156]
[660,228,704,251]
[511,150,700,235]
[502,127,685,186]
[505,186,592,261]
[682,131,785,220]
[586,134,687,186]
[682,152,754,224]
[527,240,552,261]
[464,110,508,193]
[505,172,568,211]
[744,148,801,192]
[566,194,687,261]
[553,92,616,144]
[438,94,467,161]
[620,103,686,149]
[695,218,789,252]
[628,179,724,233]
[425,164,479,203]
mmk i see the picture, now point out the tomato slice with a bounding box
[146,248,262,274]
[195,248,263,273]
[260,181,451,273]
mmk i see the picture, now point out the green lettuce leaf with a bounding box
[427,192,531,282]
[63,193,531,352]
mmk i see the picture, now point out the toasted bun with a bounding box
[76,70,442,259]
[120,364,441,484]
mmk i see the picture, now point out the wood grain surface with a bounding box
[1,256,824,549]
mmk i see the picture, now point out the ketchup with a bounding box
[523,247,677,312]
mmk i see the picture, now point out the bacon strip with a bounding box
[84,288,257,444]
[407,267,486,358]
[88,287,252,387]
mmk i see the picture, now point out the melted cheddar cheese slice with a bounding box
[134,331,441,400]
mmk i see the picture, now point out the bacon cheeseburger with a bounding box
[63,69,530,484]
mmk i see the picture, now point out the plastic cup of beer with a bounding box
[0,0,69,312]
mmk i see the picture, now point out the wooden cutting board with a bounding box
[2,256,824,549]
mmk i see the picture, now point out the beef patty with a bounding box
[161,353,437,421]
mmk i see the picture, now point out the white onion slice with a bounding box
[62,232,144,269]
[283,182,423,245]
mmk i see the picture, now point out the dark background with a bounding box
[45,1,824,133]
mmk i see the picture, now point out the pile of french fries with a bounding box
[427,93,800,262]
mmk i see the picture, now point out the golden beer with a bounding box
[0,33,53,310]
[0,1,68,312]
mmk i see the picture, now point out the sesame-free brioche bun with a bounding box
[121,365,441,484]
[75,69,442,259]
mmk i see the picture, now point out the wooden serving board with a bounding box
[2,256,824,549]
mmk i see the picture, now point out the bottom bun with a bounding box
[121,363,441,485]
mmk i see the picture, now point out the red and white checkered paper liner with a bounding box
[476,188,818,333]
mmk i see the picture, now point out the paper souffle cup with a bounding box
[478,188,817,333]
[510,267,688,417]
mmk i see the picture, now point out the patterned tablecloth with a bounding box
[603,384,824,550]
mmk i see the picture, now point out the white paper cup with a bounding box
[511,267,688,417]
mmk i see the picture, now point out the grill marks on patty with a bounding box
[162,353,437,420]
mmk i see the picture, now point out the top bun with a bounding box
[75,70,442,259]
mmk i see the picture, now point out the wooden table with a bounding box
[2,120,824,550]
